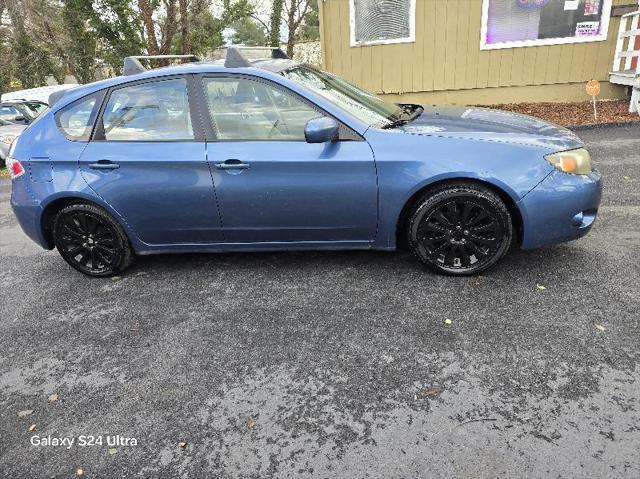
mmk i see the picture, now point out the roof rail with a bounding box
[224,46,288,68]
[123,54,199,76]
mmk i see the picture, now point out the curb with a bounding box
[568,120,640,131]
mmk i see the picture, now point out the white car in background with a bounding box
[1,84,78,104]
[1,85,77,167]
[0,119,26,166]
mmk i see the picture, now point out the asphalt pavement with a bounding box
[0,124,639,478]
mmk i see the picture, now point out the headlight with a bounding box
[0,134,17,145]
[544,148,592,175]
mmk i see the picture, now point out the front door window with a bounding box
[203,77,320,141]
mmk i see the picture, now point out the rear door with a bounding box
[79,76,223,245]
[199,74,378,244]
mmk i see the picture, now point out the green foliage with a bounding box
[189,9,226,56]
[83,0,144,74]
[299,0,319,41]
[0,34,14,95]
[0,0,281,90]
[63,0,98,83]
[13,29,61,88]
[188,0,254,55]
[230,17,267,46]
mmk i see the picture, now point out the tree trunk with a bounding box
[269,0,283,47]
[286,0,296,58]
[179,0,190,55]
[159,0,178,55]
[138,0,160,55]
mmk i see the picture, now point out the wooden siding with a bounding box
[319,0,628,97]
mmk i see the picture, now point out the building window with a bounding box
[350,0,416,47]
[480,0,613,50]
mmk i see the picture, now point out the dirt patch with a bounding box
[487,100,640,128]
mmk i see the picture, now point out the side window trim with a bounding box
[196,73,362,142]
[91,74,206,142]
[54,90,106,142]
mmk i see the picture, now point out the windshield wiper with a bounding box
[400,104,424,121]
[381,104,424,129]
[381,118,409,129]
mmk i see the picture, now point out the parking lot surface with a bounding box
[1,124,639,478]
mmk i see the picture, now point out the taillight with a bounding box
[6,157,25,180]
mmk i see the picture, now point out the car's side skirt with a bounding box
[134,240,392,256]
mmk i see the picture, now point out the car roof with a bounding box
[44,49,373,137]
[50,50,300,111]
[1,100,47,105]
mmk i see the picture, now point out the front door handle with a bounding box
[89,160,120,170]
[214,159,251,170]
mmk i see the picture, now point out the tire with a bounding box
[53,203,135,277]
[407,183,513,276]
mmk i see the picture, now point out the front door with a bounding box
[79,77,223,245]
[201,75,377,244]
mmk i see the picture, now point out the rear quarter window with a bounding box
[55,93,103,141]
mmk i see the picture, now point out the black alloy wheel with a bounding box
[408,183,513,275]
[53,203,134,277]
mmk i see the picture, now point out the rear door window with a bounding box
[56,94,101,141]
[101,78,194,141]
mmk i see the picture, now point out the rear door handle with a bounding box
[214,159,250,170]
[89,160,120,170]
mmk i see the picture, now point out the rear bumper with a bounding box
[518,169,602,250]
[10,187,50,250]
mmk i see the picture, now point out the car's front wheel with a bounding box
[407,183,513,276]
[53,203,134,277]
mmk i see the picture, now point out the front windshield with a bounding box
[21,101,48,119]
[281,66,401,126]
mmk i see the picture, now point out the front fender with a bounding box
[365,130,554,249]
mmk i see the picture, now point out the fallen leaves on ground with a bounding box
[422,386,445,397]
[17,410,33,417]
[594,323,606,332]
[536,284,547,291]
[178,441,188,449]
[76,468,84,476]
[28,424,36,432]
[108,448,118,455]
[485,100,640,127]
[444,319,453,326]
[248,418,257,430]
[47,393,59,402]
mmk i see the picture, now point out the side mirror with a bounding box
[304,117,339,143]
[14,116,26,123]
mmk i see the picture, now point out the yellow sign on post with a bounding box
[586,79,601,120]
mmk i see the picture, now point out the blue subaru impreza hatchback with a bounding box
[7,48,602,277]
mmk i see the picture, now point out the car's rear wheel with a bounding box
[407,183,513,276]
[53,203,134,277]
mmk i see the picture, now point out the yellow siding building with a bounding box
[318,0,634,105]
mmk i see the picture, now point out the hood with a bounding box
[0,123,26,137]
[397,106,583,151]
